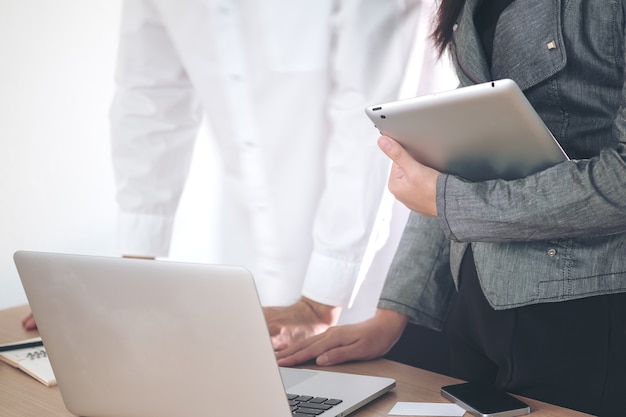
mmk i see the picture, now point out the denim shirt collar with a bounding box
[453,0,566,90]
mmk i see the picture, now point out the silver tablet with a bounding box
[365,79,568,181]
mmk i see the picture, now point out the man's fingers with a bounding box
[271,334,288,352]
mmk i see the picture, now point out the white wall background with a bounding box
[0,0,219,310]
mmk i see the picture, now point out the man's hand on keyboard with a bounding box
[264,297,341,352]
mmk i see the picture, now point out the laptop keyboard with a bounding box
[287,393,343,416]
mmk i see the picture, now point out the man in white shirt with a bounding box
[23,0,457,348]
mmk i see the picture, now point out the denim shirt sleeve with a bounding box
[378,211,455,331]
[436,144,626,243]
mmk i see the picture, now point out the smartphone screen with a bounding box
[441,382,530,417]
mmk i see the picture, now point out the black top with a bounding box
[474,0,516,66]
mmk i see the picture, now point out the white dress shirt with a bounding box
[110,0,456,319]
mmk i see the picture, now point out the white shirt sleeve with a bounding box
[301,0,427,307]
[110,0,203,257]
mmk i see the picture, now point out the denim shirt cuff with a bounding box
[436,173,459,241]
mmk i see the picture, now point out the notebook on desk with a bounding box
[14,251,395,417]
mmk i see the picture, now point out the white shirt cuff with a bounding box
[300,252,361,308]
[116,211,175,258]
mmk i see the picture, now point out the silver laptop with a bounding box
[365,78,569,181]
[14,251,395,417]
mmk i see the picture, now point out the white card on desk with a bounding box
[0,337,56,386]
[389,402,466,416]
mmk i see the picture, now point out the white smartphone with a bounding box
[441,382,530,417]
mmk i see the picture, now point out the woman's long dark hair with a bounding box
[432,0,466,56]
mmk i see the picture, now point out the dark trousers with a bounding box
[444,248,626,416]
[384,322,453,377]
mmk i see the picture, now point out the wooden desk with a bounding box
[0,305,591,417]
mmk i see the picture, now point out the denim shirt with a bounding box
[379,0,626,331]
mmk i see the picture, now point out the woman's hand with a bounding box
[275,308,408,367]
[378,136,440,217]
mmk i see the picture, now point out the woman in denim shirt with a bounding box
[277,1,626,415]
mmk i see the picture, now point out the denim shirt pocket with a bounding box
[491,0,566,91]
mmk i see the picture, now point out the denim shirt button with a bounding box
[547,248,557,257]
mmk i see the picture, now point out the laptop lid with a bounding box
[365,78,569,181]
[14,251,394,417]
